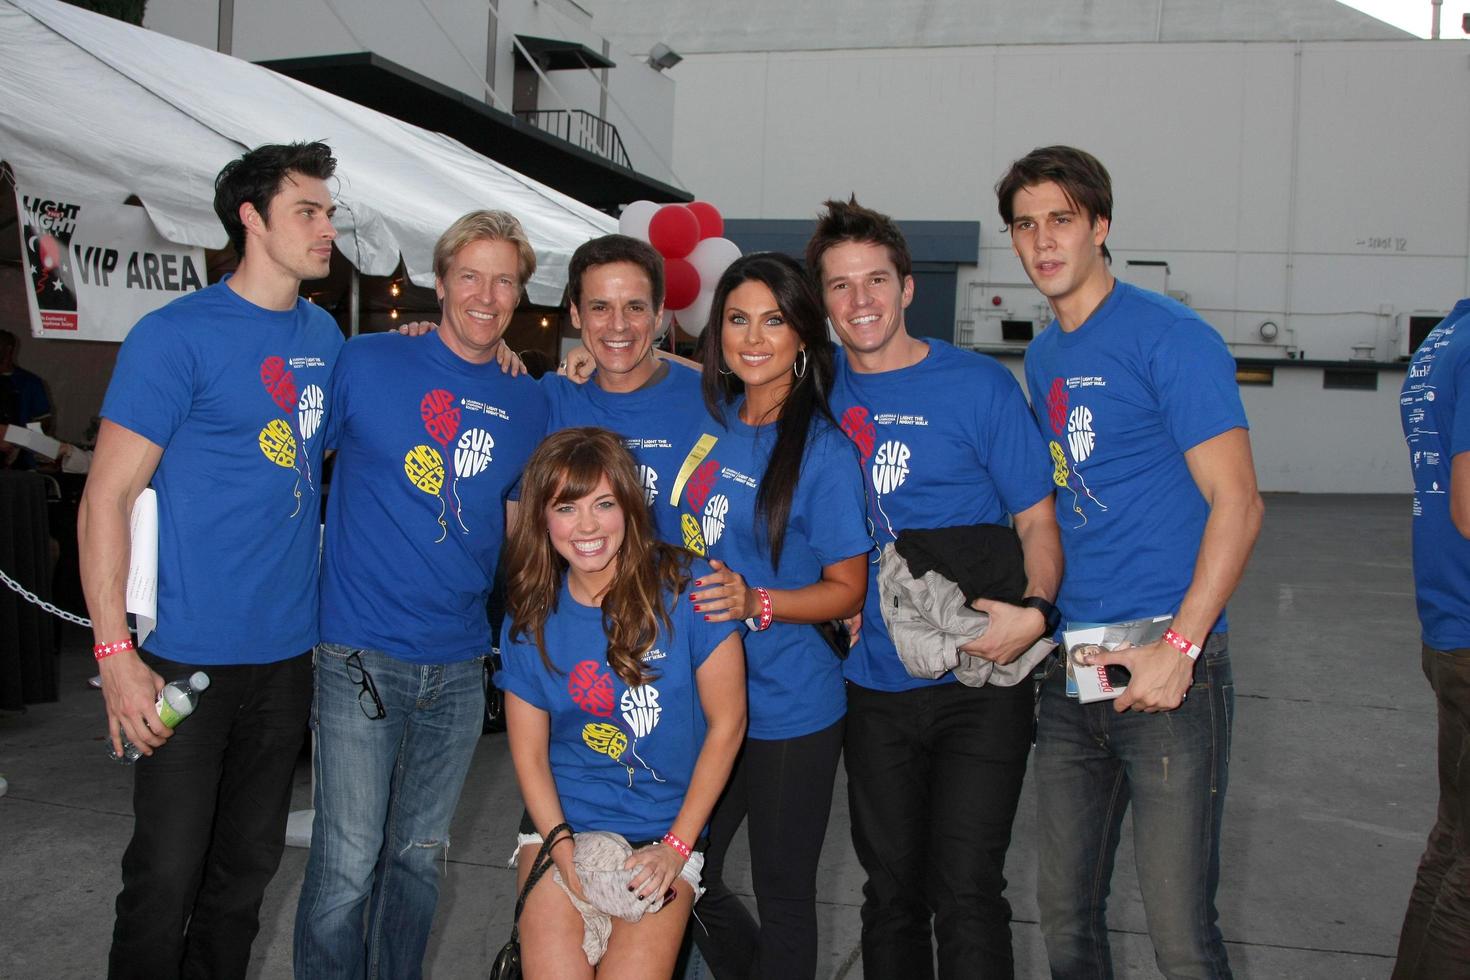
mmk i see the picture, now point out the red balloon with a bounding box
[685,201,724,240]
[37,235,62,271]
[259,356,298,413]
[420,389,462,447]
[648,205,701,259]
[664,258,701,310]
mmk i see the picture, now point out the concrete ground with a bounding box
[0,493,1434,978]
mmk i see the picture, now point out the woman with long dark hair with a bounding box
[495,427,746,978]
[671,252,871,978]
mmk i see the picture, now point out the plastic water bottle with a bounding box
[110,672,211,764]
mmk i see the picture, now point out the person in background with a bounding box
[0,327,55,468]
[78,140,343,980]
[497,426,746,978]
[1395,296,1470,979]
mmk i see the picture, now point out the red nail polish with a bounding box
[704,615,711,621]
[693,580,703,587]
[694,605,702,612]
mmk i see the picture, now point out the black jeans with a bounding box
[108,650,313,980]
[1396,643,1470,980]
[693,718,845,980]
[844,679,1034,980]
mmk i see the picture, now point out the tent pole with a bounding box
[349,267,360,337]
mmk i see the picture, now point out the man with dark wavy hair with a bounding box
[998,145,1262,980]
[79,141,343,980]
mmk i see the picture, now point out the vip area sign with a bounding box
[16,185,205,342]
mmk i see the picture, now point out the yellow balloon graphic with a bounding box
[681,513,707,556]
[404,445,445,495]
[582,722,628,761]
[1049,441,1070,488]
[258,419,297,468]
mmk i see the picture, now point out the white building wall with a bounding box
[144,0,677,185]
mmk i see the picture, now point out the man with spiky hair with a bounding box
[806,196,1062,978]
[79,141,343,980]
[998,145,1263,979]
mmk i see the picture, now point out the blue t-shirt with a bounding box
[319,332,549,663]
[830,339,1054,692]
[661,401,870,738]
[541,362,703,544]
[1023,281,1249,632]
[1402,299,1470,650]
[100,279,342,664]
[495,571,739,842]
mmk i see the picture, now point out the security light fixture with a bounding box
[648,43,682,71]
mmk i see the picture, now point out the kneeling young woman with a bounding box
[496,427,747,978]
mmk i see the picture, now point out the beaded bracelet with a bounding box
[661,832,692,859]
[1162,627,1202,661]
[93,638,135,661]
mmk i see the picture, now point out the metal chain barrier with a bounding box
[0,564,92,628]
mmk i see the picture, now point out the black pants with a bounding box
[844,679,1034,980]
[693,718,845,980]
[109,651,313,980]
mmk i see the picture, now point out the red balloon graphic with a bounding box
[260,356,298,413]
[420,389,461,448]
[37,235,62,272]
[1046,378,1068,436]
[685,201,724,241]
[664,258,700,311]
[568,660,615,717]
[648,205,701,259]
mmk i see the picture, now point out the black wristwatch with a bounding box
[1019,596,1061,637]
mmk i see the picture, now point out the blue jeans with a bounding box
[1035,634,1234,980]
[293,643,485,980]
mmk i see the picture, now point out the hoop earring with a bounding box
[793,348,809,380]
[718,361,734,376]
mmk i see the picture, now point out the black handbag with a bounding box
[488,822,573,980]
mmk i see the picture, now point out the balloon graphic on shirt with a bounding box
[421,389,461,447]
[259,419,297,469]
[839,406,876,462]
[1049,441,1070,488]
[620,684,662,739]
[681,513,707,556]
[1046,378,1068,436]
[297,384,325,442]
[453,428,494,479]
[260,356,298,414]
[701,493,728,549]
[582,722,629,763]
[871,440,911,495]
[568,660,615,717]
[405,444,448,543]
[1067,405,1096,464]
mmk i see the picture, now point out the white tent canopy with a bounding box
[0,0,616,306]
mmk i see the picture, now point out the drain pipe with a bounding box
[1433,0,1443,39]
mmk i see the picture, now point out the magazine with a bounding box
[1062,615,1172,703]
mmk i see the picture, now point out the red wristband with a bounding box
[1162,628,1202,661]
[661,832,692,859]
[93,638,135,661]
[745,587,773,632]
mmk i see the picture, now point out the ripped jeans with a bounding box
[1035,634,1234,980]
[294,643,485,980]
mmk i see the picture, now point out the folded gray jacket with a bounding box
[877,542,1055,687]
[551,831,671,965]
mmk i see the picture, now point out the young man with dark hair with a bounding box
[997,144,1263,979]
[1396,297,1470,980]
[293,209,549,978]
[78,140,343,980]
[807,196,1063,978]
[545,233,701,544]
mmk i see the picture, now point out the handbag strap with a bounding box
[508,822,573,941]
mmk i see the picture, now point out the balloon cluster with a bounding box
[618,200,740,336]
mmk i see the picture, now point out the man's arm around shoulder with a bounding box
[78,420,167,757]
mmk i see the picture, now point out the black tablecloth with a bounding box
[0,470,59,709]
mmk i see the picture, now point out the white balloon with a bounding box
[453,428,494,479]
[687,237,741,288]
[677,286,716,336]
[617,200,660,243]
[296,384,325,441]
